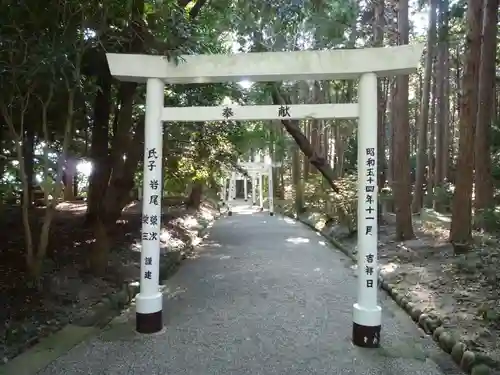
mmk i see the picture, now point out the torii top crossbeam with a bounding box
[106,45,424,84]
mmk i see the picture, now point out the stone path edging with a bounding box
[0,207,220,375]
[279,209,494,375]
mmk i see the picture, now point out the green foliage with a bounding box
[488,118,500,187]
[474,207,500,234]
[343,132,358,173]
[300,174,357,233]
[325,175,358,233]
[433,181,454,212]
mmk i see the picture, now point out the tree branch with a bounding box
[269,84,340,193]
[189,0,209,19]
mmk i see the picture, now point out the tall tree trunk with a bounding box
[434,0,449,196]
[393,0,415,240]
[373,0,386,189]
[413,0,438,213]
[89,0,145,274]
[187,181,203,209]
[455,44,462,120]
[86,72,112,222]
[73,173,79,198]
[449,0,483,252]
[381,79,390,185]
[335,127,346,178]
[412,72,423,154]
[309,82,321,175]
[387,80,397,188]
[443,57,452,176]
[23,124,35,206]
[474,0,499,228]
[323,125,330,163]
[427,63,437,204]
[386,8,399,191]
[292,129,304,213]
[303,121,310,180]
[63,157,77,201]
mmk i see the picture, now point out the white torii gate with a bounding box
[220,168,262,216]
[106,44,423,347]
[218,167,237,214]
[224,170,243,216]
[218,163,271,215]
[238,161,281,215]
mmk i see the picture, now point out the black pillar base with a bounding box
[233,197,236,200]
[136,311,162,334]
[269,212,274,216]
[244,199,248,201]
[352,323,381,348]
[259,207,264,212]
[228,211,233,216]
[252,202,256,206]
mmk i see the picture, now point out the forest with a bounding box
[0,0,499,371]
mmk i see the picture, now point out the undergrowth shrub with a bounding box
[474,207,500,233]
[302,174,357,234]
[432,181,454,212]
[326,175,357,233]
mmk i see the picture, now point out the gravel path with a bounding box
[37,201,462,375]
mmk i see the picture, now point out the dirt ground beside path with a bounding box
[378,212,500,370]
[0,199,217,363]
